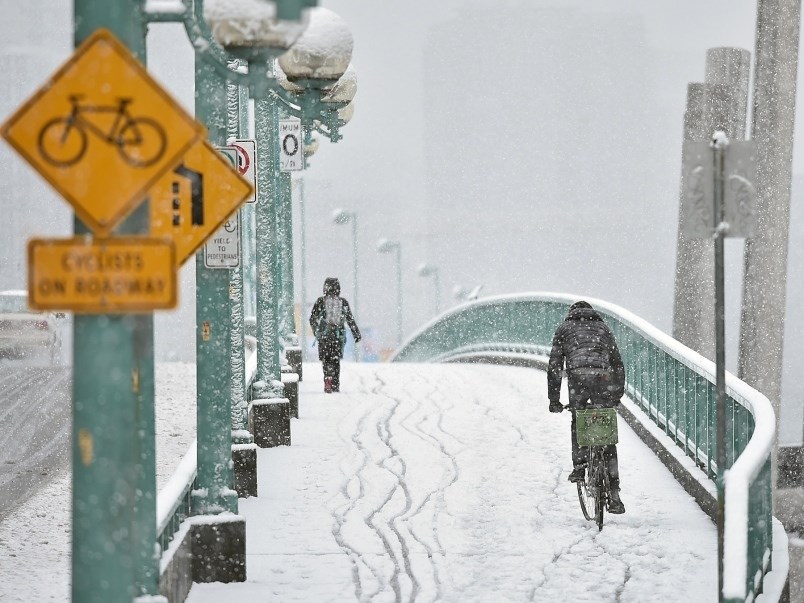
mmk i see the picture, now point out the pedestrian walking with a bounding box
[310,277,361,393]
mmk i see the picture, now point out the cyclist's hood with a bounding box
[323,277,340,296]
[566,301,602,322]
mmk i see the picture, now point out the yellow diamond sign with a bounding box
[149,141,254,266]
[1,29,205,236]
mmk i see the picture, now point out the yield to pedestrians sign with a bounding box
[279,119,304,172]
[0,29,204,235]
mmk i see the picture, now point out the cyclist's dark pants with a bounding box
[568,372,620,491]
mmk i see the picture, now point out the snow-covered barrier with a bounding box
[155,335,259,600]
[392,292,784,602]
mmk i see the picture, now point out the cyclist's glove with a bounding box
[548,400,563,414]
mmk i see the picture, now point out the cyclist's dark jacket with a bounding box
[309,278,360,362]
[547,304,625,403]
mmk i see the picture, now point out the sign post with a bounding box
[682,132,756,602]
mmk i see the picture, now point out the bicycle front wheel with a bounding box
[118,117,167,168]
[38,118,87,167]
[576,466,596,522]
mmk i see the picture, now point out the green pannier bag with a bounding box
[575,408,618,447]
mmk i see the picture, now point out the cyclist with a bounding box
[547,300,626,514]
[310,277,361,393]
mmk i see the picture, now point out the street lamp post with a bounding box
[333,208,359,361]
[377,238,403,347]
[417,262,441,316]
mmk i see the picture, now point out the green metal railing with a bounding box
[392,292,777,603]
[155,337,259,559]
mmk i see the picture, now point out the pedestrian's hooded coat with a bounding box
[309,277,361,361]
[547,301,625,404]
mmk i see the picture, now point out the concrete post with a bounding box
[740,0,800,499]
[672,48,750,358]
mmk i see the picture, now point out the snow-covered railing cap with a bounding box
[278,7,353,82]
[337,102,355,126]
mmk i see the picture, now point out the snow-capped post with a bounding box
[739,0,800,503]
[681,131,756,602]
[673,48,751,360]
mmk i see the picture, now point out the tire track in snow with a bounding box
[330,370,386,601]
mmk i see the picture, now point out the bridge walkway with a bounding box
[187,362,715,603]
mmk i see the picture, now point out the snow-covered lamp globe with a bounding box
[203,0,309,61]
[337,102,355,126]
[277,7,353,89]
[322,64,357,104]
[304,135,320,157]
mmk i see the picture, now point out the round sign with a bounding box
[232,143,250,175]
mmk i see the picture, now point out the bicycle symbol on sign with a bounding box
[37,95,167,168]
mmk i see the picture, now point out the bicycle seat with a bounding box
[117,97,133,105]
[68,94,85,101]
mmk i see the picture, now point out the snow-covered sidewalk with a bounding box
[188,362,716,603]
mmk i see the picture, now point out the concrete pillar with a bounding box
[739,0,800,509]
[672,48,751,358]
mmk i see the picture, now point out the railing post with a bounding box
[70,2,161,602]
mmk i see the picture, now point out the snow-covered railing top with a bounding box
[392,292,777,602]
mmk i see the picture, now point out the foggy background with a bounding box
[1,0,803,443]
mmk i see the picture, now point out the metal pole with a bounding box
[71,2,158,600]
[396,244,403,346]
[434,268,441,316]
[276,140,295,341]
[713,137,727,602]
[352,214,359,361]
[299,177,308,361]
[254,92,282,386]
[192,54,237,516]
[227,67,248,439]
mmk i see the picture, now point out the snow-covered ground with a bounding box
[188,362,716,603]
[0,361,719,602]
[0,362,197,602]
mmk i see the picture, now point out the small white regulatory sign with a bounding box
[232,139,257,203]
[204,211,241,269]
[279,118,304,172]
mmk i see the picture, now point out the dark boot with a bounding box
[568,466,585,483]
[608,489,625,514]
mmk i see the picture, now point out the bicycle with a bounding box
[563,405,619,531]
[37,95,167,168]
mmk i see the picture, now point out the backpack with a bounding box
[323,296,343,327]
